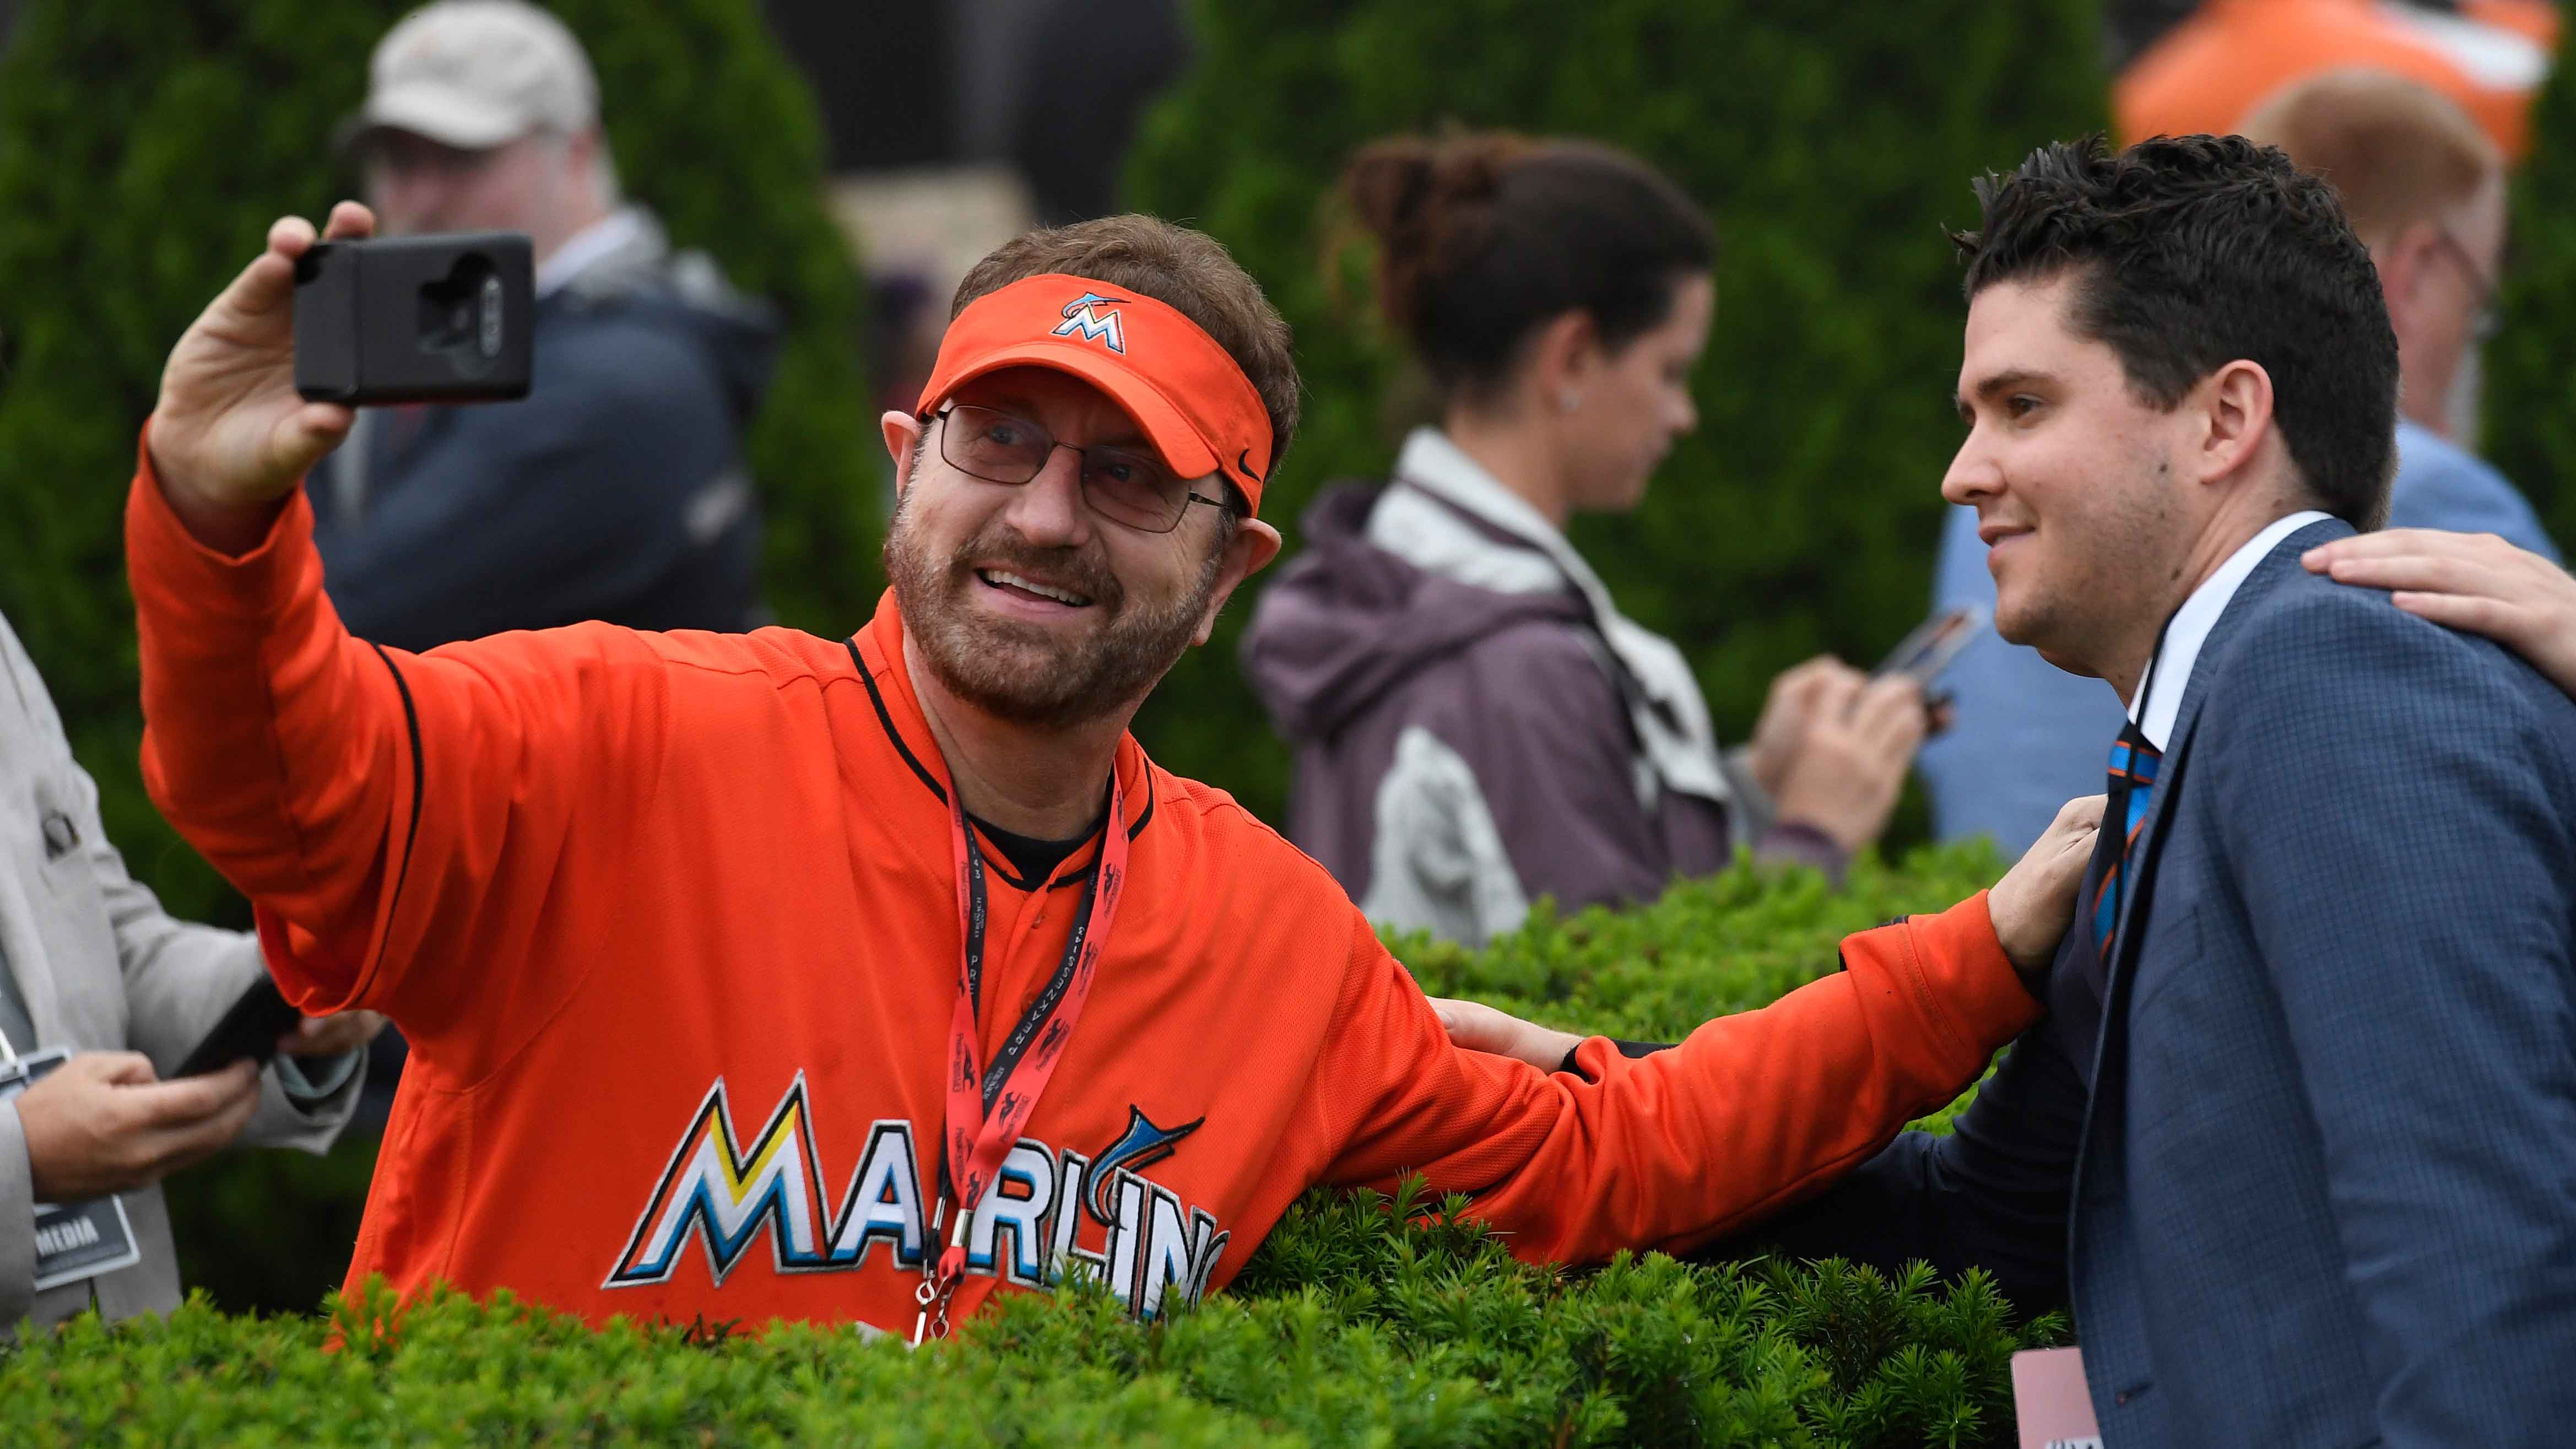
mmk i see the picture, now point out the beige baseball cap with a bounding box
[344,0,599,153]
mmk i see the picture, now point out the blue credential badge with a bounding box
[0,1047,146,1291]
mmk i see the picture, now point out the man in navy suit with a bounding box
[1438,134,2576,1447]
[1939,133,2576,1446]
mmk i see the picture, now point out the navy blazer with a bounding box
[2066,522,2576,1444]
[1724,520,2576,1446]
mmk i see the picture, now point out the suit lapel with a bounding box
[2096,518,2346,1008]
[2069,519,2348,1210]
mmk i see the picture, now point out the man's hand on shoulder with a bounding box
[145,202,376,554]
[1432,998,1583,1073]
[2305,529,2576,700]
[1986,794,2103,982]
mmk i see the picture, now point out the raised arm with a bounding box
[129,206,671,1068]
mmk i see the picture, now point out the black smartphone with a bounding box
[174,976,303,1078]
[1875,604,1988,685]
[293,231,535,405]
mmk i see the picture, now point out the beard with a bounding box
[1993,457,2182,682]
[884,493,1225,731]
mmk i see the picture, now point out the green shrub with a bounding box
[0,0,874,926]
[105,844,2044,1443]
[2484,57,2576,542]
[6,1207,2060,1447]
[1121,0,2107,828]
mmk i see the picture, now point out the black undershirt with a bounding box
[968,807,1108,884]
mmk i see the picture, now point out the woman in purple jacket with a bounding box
[1241,132,1929,945]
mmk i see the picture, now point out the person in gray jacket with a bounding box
[0,614,374,1334]
[1242,132,1928,945]
[313,0,777,651]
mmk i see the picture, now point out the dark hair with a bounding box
[1339,132,1715,403]
[1955,133,2399,527]
[955,213,1301,501]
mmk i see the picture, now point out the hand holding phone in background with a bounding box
[1876,604,1987,686]
[1742,607,1988,854]
[13,1054,261,1203]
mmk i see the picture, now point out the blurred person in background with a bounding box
[1240,133,1930,947]
[1920,69,2557,853]
[323,0,784,1112]
[316,0,777,653]
[2119,0,2557,164]
[0,612,372,1336]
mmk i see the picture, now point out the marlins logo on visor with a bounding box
[1053,292,1129,354]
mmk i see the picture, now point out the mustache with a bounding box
[948,524,1123,610]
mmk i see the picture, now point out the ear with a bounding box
[1191,517,1284,646]
[883,410,926,499]
[2192,359,2279,489]
[2374,222,2440,331]
[1527,309,1606,403]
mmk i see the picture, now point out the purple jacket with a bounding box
[1242,450,1842,944]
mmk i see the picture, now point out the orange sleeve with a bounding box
[125,442,672,1075]
[1314,891,2042,1263]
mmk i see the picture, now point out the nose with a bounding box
[997,444,1093,547]
[1671,390,1699,437]
[1940,426,2002,510]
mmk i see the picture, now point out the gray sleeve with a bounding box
[13,618,360,1151]
[242,1047,363,1152]
[0,1097,35,1328]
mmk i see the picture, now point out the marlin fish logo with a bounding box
[1053,291,1130,354]
[1086,1105,1204,1221]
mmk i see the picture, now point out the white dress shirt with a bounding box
[2128,510,2334,749]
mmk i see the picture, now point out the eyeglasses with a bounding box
[2431,228,2503,343]
[929,404,1226,534]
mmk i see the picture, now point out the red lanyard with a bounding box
[913,767,1129,1343]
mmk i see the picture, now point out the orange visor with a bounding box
[915,274,1275,517]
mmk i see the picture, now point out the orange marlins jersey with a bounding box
[126,450,2041,1335]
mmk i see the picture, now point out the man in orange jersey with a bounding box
[127,199,2097,1338]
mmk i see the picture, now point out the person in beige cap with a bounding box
[318,0,783,1115]
[343,0,616,263]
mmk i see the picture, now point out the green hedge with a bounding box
[109,844,2043,1443]
[2482,48,2576,543]
[4,1221,2060,1447]
[1121,0,2108,825]
[0,0,875,927]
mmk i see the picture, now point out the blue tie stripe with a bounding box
[2092,732,2164,961]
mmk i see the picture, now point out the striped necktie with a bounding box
[2090,723,2162,963]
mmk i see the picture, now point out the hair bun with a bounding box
[1338,132,1534,336]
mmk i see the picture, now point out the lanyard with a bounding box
[913,767,1129,1343]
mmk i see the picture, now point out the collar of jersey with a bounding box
[852,590,1157,892]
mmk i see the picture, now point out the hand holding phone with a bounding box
[294,230,534,405]
[174,976,304,1079]
[1875,604,1988,685]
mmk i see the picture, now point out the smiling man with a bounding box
[1439,135,2576,1447]
[120,202,2095,1339]
[1938,135,2576,1449]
